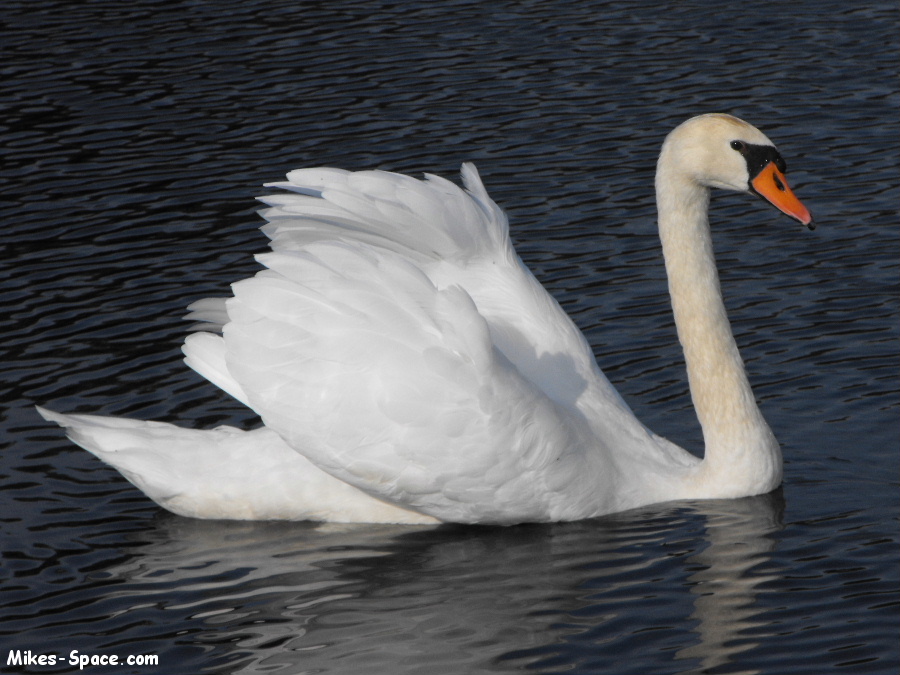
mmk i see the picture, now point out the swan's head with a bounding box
[660,113,813,229]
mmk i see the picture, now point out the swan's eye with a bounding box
[774,156,787,173]
[730,140,746,152]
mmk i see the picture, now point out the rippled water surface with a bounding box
[1,0,897,673]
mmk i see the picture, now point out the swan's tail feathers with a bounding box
[34,406,437,524]
[36,406,209,514]
[259,163,511,266]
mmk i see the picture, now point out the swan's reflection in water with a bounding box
[105,492,783,673]
[674,493,783,675]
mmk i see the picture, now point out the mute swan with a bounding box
[38,114,813,525]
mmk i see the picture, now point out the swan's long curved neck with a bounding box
[655,165,781,497]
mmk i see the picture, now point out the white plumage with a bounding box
[39,114,812,525]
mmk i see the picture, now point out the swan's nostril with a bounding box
[773,173,785,192]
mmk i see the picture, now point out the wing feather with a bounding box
[261,163,509,264]
[182,165,631,522]
[219,242,592,523]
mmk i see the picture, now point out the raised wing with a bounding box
[185,242,603,523]
[183,165,645,522]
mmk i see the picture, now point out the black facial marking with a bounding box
[730,141,787,180]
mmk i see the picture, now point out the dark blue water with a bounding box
[1,0,897,673]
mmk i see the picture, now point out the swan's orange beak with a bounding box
[751,162,814,230]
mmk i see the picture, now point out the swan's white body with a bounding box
[39,114,812,525]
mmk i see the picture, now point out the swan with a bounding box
[38,114,813,525]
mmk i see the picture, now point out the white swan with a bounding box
[38,114,812,525]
